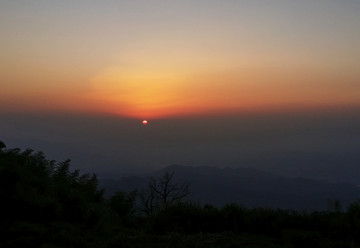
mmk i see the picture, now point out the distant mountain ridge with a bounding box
[99,165,360,211]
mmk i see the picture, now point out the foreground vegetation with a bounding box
[1,141,360,247]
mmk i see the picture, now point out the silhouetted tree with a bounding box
[0,140,5,150]
[327,199,342,213]
[140,171,190,215]
[0,141,108,247]
[108,190,137,222]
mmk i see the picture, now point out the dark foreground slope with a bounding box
[3,141,360,248]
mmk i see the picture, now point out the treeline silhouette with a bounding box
[1,141,360,247]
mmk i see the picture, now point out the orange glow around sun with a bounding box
[1,1,360,119]
[85,64,360,119]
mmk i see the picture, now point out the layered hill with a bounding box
[100,165,360,210]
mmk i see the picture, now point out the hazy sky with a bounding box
[1,1,360,182]
[1,0,360,118]
[1,109,360,183]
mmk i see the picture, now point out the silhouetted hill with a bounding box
[99,165,360,211]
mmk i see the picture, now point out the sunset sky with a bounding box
[1,1,360,181]
[1,0,359,119]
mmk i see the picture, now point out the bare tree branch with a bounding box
[139,171,190,215]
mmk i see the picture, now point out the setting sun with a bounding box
[2,2,360,245]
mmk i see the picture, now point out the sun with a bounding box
[142,120,148,125]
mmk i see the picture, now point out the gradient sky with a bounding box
[1,0,360,119]
[2,1,360,184]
